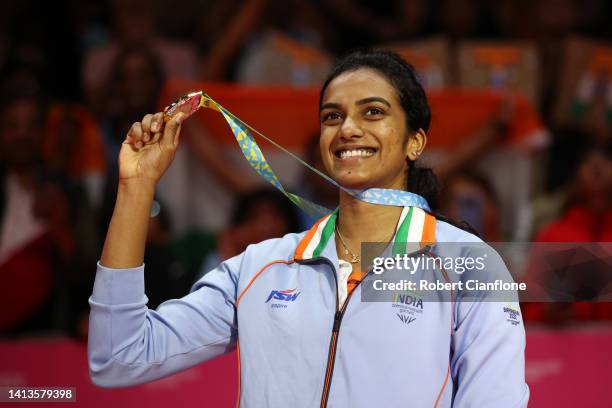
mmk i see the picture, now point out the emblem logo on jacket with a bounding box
[503,305,521,326]
[397,313,416,325]
[392,292,424,325]
[266,288,301,303]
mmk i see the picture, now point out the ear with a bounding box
[405,128,427,161]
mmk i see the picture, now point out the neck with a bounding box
[336,190,404,251]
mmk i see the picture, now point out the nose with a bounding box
[338,114,364,140]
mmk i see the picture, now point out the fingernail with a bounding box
[143,132,150,142]
[152,122,159,132]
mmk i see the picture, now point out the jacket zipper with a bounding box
[320,269,372,408]
[302,247,429,407]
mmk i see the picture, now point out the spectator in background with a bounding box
[535,140,612,242]
[0,94,53,334]
[82,0,197,112]
[1,60,108,209]
[3,19,107,213]
[0,93,97,336]
[439,171,502,241]
[523,139,612,324]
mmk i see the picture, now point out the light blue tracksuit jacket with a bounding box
[88,207,529,407]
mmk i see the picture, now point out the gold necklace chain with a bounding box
[335,224,396,264]
[335,224,360,263]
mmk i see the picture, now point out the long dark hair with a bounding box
[320,49,478,236]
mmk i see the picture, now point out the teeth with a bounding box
[339,149,375,159]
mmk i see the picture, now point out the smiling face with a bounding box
[319,68,422,191]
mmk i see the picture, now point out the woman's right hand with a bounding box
[119,111,185,186]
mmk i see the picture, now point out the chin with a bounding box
[333,173,374,190]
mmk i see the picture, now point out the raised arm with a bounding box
[100,111,183,268]
[89,111,238,387]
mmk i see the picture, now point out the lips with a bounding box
[334,146,378,159]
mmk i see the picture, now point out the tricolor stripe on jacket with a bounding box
[294,206,436,261]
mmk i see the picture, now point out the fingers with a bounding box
[126,112,167,150]
[150,112,164,133]
[127,122,144,149]
[141,114,153,142]
[161,112,185,149]
[140,112,166,143]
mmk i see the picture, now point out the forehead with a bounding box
[322,68,400,105]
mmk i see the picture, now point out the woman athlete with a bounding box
[88,50,529,407]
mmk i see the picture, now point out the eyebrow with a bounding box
[320,97,391,112]
[356,97,391,107]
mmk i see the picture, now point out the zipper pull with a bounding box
[332,311,342,332]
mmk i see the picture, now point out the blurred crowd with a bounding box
[0,0,610,339]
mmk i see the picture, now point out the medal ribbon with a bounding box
[164,91,431,219]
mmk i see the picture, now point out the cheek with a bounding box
[380,128,407,161]
[319,129,334,160]
[319,125,333,145]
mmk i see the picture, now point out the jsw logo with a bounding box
[266,288,300,303]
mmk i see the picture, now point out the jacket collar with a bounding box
[294,206,436,262]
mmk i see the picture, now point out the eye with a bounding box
[364,107,385,117]
[321,111,342,123]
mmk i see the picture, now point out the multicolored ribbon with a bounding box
[164,91,431,219]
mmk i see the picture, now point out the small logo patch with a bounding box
[397,313,416,325]
[503,305,521,326]
[265,288,301,303]
[391,291,424,325]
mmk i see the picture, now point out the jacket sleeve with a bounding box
[450,249,530,407]
[87,254,241,388]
